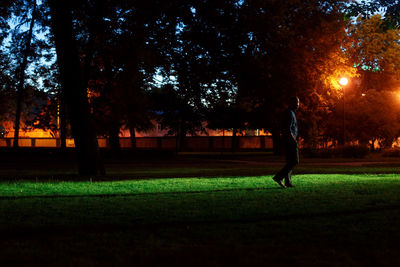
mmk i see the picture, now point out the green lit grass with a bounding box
[0,173,399,198]
[2,173,400,265]
[2,152,400,181]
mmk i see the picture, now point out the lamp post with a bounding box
[339,77,348,145]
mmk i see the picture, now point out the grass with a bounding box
[0,173,399,198]
[1,154,400,181]
[1,151,400,265]
[2,173,400,266]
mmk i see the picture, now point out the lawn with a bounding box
[1,172,400,266]
[2,150,400,180]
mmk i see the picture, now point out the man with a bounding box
[272,96,300,188]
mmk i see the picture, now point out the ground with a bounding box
[1,149,400,266]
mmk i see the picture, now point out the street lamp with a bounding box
[339,77,348,145]
[339,77,348,87]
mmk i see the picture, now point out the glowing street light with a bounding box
[339,77,348,86]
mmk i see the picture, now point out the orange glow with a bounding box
[87,88,100,99]
[7,129,55,138]
[1,121,55,138]
[339,77,348,86]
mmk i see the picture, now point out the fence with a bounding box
[0,136,273,151]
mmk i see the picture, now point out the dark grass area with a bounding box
[2,177,400,266]
[1,148,400,266]
[3,211,400,266]
[1,148,400,181]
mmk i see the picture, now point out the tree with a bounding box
[324,14,400,148]
[12,0,37,148]
[80,0,175,155]
[48,0,104,175]
[0,0,59,147]
[347,0,400,28]
[221,0,355,151]
[151,84,205,151]
[348,14,400,91]
[0,53,14,128]
[350,90,400,149]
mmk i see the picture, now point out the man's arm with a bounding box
[283,110,297,144]
[290,132,297,144]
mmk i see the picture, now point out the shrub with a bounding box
[341,145,369,158]
[382,149,400,157]
[301,148,335,158]
[301,145,369,158]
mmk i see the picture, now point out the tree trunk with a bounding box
[178,122,187,152]
[369,138,376,152]
[176,121,183,153]
[59,91,67,149]
[129,127,136,151]
[232,128,238,152]
[13,0,37,148]
[180,133,186,152]
[49,0,104,175]
[109,122,121,157]
[271,127,281,155]
[222,128,225,152]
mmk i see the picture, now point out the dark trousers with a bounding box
[275,142,299,184]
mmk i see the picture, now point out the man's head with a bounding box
[288,96,300,111]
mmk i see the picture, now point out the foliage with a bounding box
[150,84,205,137]
[347,0,400,29]
[349,14,400,79]
[23,90,58,137]
[382,148,400,157]
[341,144,370,158]
[349,90,400,147]
[301,145,369,158]
[325,15,400,148]
[0,0,58,139]
[228,0,356,148]
[3,0,400,154]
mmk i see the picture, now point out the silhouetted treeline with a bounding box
[1,0,400,174]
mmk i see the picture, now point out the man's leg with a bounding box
[273,161,294,188]
[284,145,299,187]
[273,167,288,188]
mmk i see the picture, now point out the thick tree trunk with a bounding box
[13,0,37,148]
[109,122,121,157]
[369,138,376,152]
[175,122,181,153]
[177,122,187,152]
[222,128,225,151]
[129,127,136,151]
[49,0,104,175]
[59,91,67,149]
[271,127,281,155]
[179,134,186,152]
[231,128,238,152]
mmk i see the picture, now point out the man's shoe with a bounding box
[273,177,286,189]
[285,177,294,188]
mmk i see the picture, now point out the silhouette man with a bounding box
[273,96,299,188]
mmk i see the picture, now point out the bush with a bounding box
[341,145,369,158]
[382,148,400,157]
[301,148,335,158]
[301,145,369,158]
